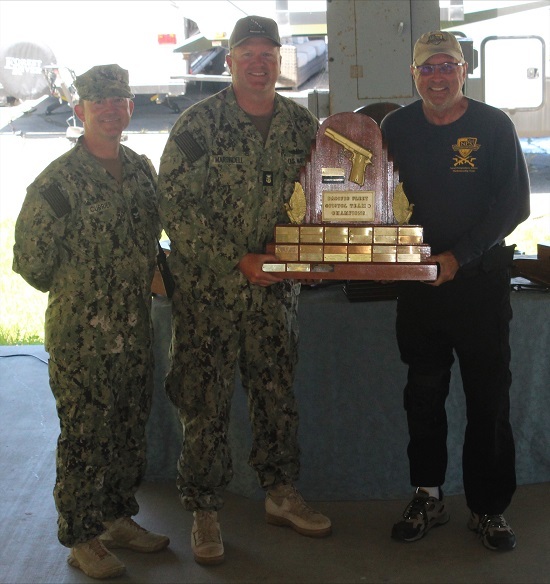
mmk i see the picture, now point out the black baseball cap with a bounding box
[229,15,281,49]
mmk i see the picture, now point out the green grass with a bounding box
[0,218,47,344]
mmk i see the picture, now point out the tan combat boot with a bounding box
[68,537,125,579]
[191,510,224,565]
[100,517,170,552]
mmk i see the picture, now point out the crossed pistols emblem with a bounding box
[325,128,373,186]
[452,137,480,168]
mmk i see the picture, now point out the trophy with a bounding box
[263,112,438,281]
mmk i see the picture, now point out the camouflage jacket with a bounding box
[12,139,160,356]
[157,86,318,311]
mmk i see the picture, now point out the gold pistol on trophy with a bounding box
[324,127,373,186]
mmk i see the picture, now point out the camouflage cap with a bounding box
[74,64,134,100]
[229,15,281,49]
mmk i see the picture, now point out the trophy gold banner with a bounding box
[263,112,438,281]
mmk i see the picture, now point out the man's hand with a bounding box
[427,251,459,286]
[238,253,285,287]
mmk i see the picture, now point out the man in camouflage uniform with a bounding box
[12,64,169,579]
[157,16,331,565]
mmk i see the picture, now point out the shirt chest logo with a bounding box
[452,137,480,171]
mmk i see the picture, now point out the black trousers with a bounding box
[396,268,516,515]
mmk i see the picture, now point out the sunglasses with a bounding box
[413,62,465,76]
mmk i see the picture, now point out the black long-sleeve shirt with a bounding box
[381,98,530,267]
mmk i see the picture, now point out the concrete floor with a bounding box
[1,344,549,584]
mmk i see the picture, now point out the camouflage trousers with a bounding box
[48,349,153,547]
[166,297,301,511]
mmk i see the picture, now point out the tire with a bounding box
[0,40,57,100]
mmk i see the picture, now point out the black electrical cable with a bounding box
[0,353,48,364]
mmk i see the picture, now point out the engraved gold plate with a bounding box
[322,191,375,222]
[398,244,431,260]
[349,245,373,254]
[324,255,348,262]
[373,245,397,254]
[348,254,372,262]
[399,226,423,237]
[374,235,398,244]
[300,226,324,243]
[398,235,423,244]
[373,254,397,263]
[375,226,398,236]
[322,167,346,176]
[324,245,347,262]
[287,263,311,272]
[325,226,349,243]
[300,245,323,261]
[398,246,423,255]
[275,244,299,261]
[348,245,372,262]
[398,226,423,244]
[275,225,300,244]
[374,226,398,244]
[373,245,397,262]
[349,227,373,243]
[397,254,422,263]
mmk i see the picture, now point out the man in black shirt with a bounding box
[381,31,530,551]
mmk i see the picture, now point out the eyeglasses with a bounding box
[413,62,465,76]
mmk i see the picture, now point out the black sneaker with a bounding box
[468,512,516,551]
[391,488,450,542]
